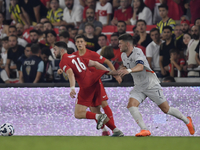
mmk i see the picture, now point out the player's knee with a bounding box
[74,111,82,119]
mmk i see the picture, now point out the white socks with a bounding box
[167,107,189,124]
[128,107,147,130]
[95,114,101,120]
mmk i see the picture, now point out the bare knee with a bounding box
[127,98,140,108]
[101,100,108,108]
[159,101,170,114]
[74,111,84,119]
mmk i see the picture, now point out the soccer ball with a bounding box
[0,123,15,136]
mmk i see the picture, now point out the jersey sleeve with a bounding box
[107,3,112,14]
[59,59,71,73]
[90,52,106,64]
[135,50,145,65]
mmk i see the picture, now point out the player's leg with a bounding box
[127,96,151,137]
[90,106,110,136]
[146,84,195,135]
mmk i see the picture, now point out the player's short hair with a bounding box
[2,36,8,41]
[158,4,168,10]
[84,22,94,29]
[25,43,32,48]
[75,34,86,41]
[136,19,147,26]
[30,29,40,35]
[54,41,68,50]
[31,44,40,54]
[163,26,173,32]
[98,34,107,40]
[117,21,126,26]
[169,49,179,54]
[150,28,160,35]
[119,34,137,45]
[9,25,17,31]
[100,46,114,60]
[59,31,70,38]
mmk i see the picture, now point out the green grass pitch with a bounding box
[0,136,199,150]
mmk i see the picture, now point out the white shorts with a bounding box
[129,84,166,105]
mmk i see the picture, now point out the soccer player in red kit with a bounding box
[73,35,123,136]
[54,41,124,136]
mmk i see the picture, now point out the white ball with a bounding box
[0,123,15,136]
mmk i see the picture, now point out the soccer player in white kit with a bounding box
[117,34,195,137]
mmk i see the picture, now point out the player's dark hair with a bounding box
[75,34,86,41]
[169,49,179,54]
[98,34,107,40]
[119,34,137,45]
[31,44,40,54]
[2,36,8,41]
[54,41,68,50]
[25,43,32,48]
[150,28,160,35]
[59,31,70,38]
[163,26,173,32]
[30,29,40,35]
[9,25,17,31]
[117,20,126,26]
[158,4,168,10]
[136,19,147,26]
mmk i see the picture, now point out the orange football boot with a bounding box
[186,116,195,135]
[135,130,151,137]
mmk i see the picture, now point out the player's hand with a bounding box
[70,89,76,98]
[57,69,63,74]
[107,70,119,76]
[118,69,129,77]
[114,75,122,84]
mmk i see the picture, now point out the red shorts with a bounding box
[90,79,108,107]
[77,80,108,107]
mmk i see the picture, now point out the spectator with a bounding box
[9,0,29,27]
[166,49,186,77]
[79,8,103,36]
[41,0,50,9]
[35,23,45,44]
[41,47,53,82]
[100,46,116,82]
[70,28,78,41]
[130,0,152,25]
[82,0,96,22]
[59,25,75,43]
[45,30,57,59]
[43,21,54,32]
[16,23,24,39]
[174,25,183,52]
[195,18,200,27]
[159,26,175,77]
[181,19,190,34]
[95,0,112,26]
[19,0,47,24]
[187,0,200,24]
[116,21,126,36]
[0,12,9,39]
[111,0,132,25]
[40,17,49,23]
[182,33,191,56]
[59,31,77,52]
[97,34,108,54]
[5,35,25,78]
[162,76,176,82]
[0,67,10,83]
[1,37,9,69]
[136,20,152,54]
[46,0,63,26]
[132,25,139,37]
[146,28,163,73]
[157,4,176,34]
[58,25,67,34]
[61,0,83,27]
[187,25,200,77]
[17,43,32,78]
[8,25,28,47]
[59,0,85,9]
[84,23,101,52]
[110,33,122,69]
[20,44,44,83]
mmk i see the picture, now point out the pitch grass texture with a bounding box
[0,136,199,150]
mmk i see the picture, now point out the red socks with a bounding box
[103,105,116,131]
[86,111,96,119]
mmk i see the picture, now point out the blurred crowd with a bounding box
[0,0,200,83]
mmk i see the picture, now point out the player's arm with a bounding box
[66,68,76,98]
[5,58,11,78]
[88,60,109,71]
[33,61,44,83]
[159,56,167,75]
[103,59,115,71]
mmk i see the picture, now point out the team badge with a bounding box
[26,66,31,75]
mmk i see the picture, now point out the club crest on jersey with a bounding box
[26,66,31,75]
[68,55,76,58]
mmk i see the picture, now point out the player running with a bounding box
[54,41,123,136]
[117,34,195,137]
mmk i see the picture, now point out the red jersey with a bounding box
[111,48,122,69]
[113,6,132,21]
[23,27,34,43]
[73,49,106,71]
[59,53,107,88]
[168,58,186,77]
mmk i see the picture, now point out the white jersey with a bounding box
[121,47,160,92]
